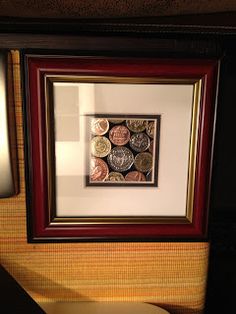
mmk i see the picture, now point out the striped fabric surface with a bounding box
[0,51,209,314]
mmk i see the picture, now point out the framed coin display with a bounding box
[24,53,219,241]
[86,114,160,187]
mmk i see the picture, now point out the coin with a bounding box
[149,140,154,153]
[108,119,124,124]
[126,119,148,132]
[90,157,109,181]
[109,125,130,146]
[134,152,153,172]
[91,118,109,135]
[106,172,125,181]
[107,146,134,172]
[129,132,150,152]
[125,171,146,182]
[91,136,111,158]
[146,121,155,138]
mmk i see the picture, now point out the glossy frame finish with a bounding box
[24,54,219,242]
[0,52,18,198]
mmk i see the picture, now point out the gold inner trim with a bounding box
[45,75,201,225]
[185,80,202,223]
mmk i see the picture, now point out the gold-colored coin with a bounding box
[108,119,125,124]
[126,119,148,132]
[91,136,111,158]
[106,172,125,182]
[146,121,155,138]
[134,152,153,172]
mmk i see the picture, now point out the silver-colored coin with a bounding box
[129,132,150,152]
[107,146,134,172]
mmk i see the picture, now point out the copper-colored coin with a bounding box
[107,146,134,172]
[91,136,111,158]
[125,171,146,182]
[90,157,109,181]
[109,125,130,146]
[108,119,124,124]
[129,132,150,152]
[146,121,155,138]
[134,152,153,172]
[91,118,109,135]
[106,172,125,182]
[126,119,148,132]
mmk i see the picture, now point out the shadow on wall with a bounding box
[1,260,205,314]
[152,303,204,314]
[1,261,91,302]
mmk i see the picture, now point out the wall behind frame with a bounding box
[0,51,209,314]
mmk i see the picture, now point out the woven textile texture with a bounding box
[0,51,209,314]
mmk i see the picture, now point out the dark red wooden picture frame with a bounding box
[24,54,219,242]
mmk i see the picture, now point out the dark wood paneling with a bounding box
[2,13,236,35]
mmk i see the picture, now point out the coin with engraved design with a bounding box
[109,125,130,146]
[91,118,109,135]
[129,132,150,152]
[108,119,124,124]
[146,121,155,138]
[91,136,111,158]
[106,172,125,181]
[90,157,109,181]
[134,152,153,172]
[107,146,134,172]
[126,119,148,132]
[149,140,154,153]
[125,171,146,182]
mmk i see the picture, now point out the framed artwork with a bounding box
[24,53,219,241]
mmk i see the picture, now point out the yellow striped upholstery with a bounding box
[0,51,209,314]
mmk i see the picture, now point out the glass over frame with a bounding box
[46,77,200,220]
